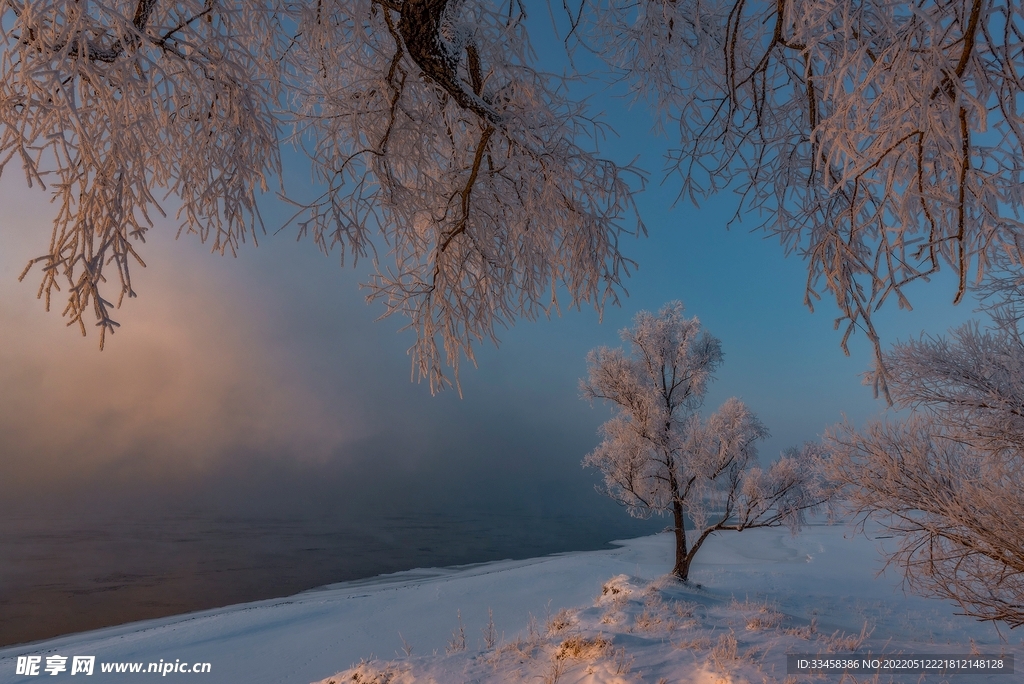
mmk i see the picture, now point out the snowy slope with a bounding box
[1,521,1018,684]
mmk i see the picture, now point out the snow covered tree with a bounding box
[582,302,831,581]
[1,0,640,390]
[827,314,1024,628]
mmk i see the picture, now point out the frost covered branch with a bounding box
[2,0,285,347]
[3,0,642,391]
[293,0,644,391]
[586,0,1024,399]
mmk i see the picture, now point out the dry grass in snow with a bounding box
[314,566,1013,684]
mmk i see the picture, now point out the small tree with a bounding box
[827,314,1024,628]
[582,301,830,581]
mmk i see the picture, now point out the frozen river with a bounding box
[0,508,661,647]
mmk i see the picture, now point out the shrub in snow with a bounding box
[828,312,1024,629]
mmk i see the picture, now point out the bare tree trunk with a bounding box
[398,0,500,124]
[672,498,689,580]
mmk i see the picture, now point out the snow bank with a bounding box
[1,522,1018,683]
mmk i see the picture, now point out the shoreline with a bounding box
[0,511,663,649]
[3,523,1015,684]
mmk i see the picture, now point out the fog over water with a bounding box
[0,205,670,646]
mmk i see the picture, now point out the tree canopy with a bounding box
[4,0,1023,391]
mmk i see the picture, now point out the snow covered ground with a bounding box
[1,519,1018,683]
